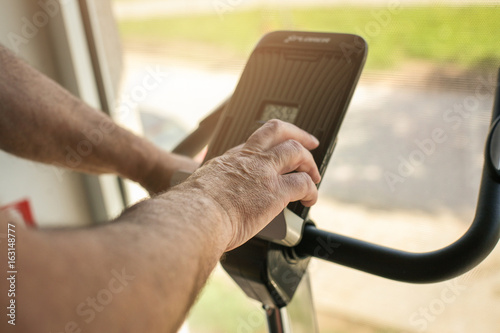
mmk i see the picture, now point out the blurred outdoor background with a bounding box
[111,1,500,332]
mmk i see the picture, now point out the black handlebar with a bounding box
[294,69,500,283]
[172,99,227,157]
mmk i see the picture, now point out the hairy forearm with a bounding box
[0,44,194,189]
[5,185,230,333]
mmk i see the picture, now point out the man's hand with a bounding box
[183,119,321,251]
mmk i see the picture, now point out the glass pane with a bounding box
[113,1,500,332]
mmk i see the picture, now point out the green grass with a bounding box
[187,277,267,333]
[118,5,500,70]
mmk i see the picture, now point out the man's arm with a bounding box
[1,119,320,333]
[0,44,197,194]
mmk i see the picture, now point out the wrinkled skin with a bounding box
[183,119,321,250]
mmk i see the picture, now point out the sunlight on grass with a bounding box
[118,6,500,70]
[187,275,267,333]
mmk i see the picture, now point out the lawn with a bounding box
[117,5,500,70]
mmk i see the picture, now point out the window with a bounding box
[113,1,500,332]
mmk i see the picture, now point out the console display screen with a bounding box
[260,103,299,123]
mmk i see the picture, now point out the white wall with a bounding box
[0,152,92,228]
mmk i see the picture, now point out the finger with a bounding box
[245,119,319,152]
[270,140,321,184]
[280,172,318,207]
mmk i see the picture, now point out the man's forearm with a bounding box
[8,185,231,333]
[0,44,196,192]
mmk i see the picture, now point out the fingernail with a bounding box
[311,135,320,145]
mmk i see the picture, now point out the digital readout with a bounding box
[260,103,299,123]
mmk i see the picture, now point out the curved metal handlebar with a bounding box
[172,99,227,157]
[294,69,500,283]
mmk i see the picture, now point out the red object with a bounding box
[1,199,36,227]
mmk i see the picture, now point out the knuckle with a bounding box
[246,121,284,147]
[265,119,284,133]
[299,173,316,194]
[300,172,314,187]
[291,172,310,188]
[266,118,283,127]
[285,139,303,153]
